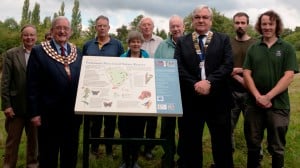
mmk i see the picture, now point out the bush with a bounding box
[295,41,300,51]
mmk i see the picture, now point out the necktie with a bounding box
[198,35,206,80]
[198,35,206,57]
[60,47,71,80]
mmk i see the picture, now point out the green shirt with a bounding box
[230,37,257,67]
[230,37,257,92]
[243,37,299,109]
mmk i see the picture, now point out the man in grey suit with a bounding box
[1,24,38,168]
[174,5,234,168]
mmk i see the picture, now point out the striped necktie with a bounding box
[60,46,71,80]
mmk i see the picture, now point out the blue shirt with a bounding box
[120,49,149,58]
[53,40,67,55]
[82,37,124,56]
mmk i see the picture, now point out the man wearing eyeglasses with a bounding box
[1,24,38,168]
[174,5,234,168]
[27,16,83,168]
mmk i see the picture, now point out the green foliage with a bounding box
[210,9,233,34]
[296,51,300,65]
[58,2,65,16]
[31,3,40,25]
[281,28,293,38]
[116,25,129,48]
[155,28,167,40]
[41,16,51,29]
[82,19,96,40]
[295,42,300,51]
[3,18,20,31]
[0,23,20,54]
[20,0,30,26]
[130,15,144,31]
[70,0,82,40]
[284,32,300,51]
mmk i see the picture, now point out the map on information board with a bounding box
[75,56,182,117]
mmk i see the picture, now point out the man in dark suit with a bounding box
[174,5,234,168]
[1,24,38,168]
[27,16,82,168]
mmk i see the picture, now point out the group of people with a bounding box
[1,4,298,168]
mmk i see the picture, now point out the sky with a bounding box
[1,0,300,34]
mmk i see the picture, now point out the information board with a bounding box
[75,56,182,117]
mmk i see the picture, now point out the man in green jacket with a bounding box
[154,15,185,168]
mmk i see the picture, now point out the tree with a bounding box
[116,25,129,47]
[130,15,144,30]
[155,28,167,39]
[210,9,232,34]
[21,0,30,26]
[41,16,52,29]
[31,3,41,25]
[3,18,19,31]
[58,2,65,16]
[0,21,20,55]
[81,19,96,43]
[284,31,300,51]
[70,0,82,39]
[53,13,58,19]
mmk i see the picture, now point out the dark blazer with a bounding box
[26,40,82,118]
[174,32,233,113]
[1,46,28,117]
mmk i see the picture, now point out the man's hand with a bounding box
[4,107,15,118]
[194,80,211,95]
[31,116,41,126]
[256,95,272,108]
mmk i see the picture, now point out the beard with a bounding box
[236,28,246,38]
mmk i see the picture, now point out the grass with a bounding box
[0,74,300,168]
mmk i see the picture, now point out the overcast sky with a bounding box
[1,0,300,33]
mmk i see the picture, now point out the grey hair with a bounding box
[138,17,154,29]
[192,5,213,19]
[51,16,70,28]
[127,30,145,43]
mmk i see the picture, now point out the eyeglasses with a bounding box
[193,15,211,20]
[54,26,71,31]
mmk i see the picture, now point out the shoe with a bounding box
[144,152,153,160]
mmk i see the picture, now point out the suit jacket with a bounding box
[174,32,233,113]
[1,46,28,117]
[26,40,82,118]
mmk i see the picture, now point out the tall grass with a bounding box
[0,74,299,168]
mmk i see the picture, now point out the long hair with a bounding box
[255,10,284,36]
